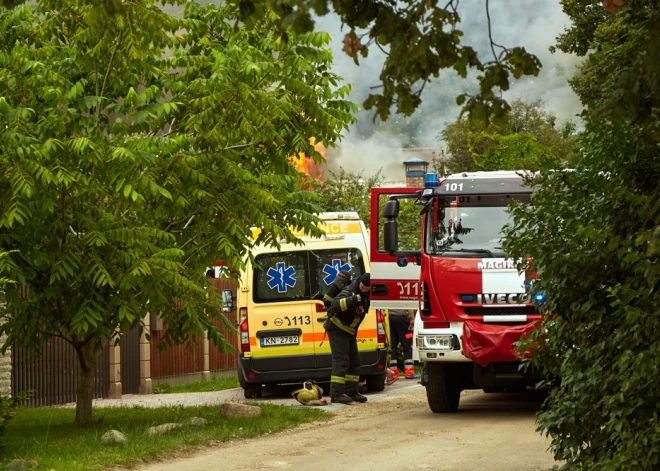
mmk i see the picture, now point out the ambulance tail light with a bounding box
[239,307,250,353]
[376,310,387,344]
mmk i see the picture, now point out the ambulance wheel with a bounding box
[365,373,386,392]
[243,383,262,399]
[237,368,246,388]
[425,364,460,413]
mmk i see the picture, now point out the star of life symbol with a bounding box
[322,259,352,285]
[266,262,297,293]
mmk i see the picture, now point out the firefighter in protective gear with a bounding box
[323,270,351,309]
[319,270,352,348]
[292,380,328,406]
[388,309,419,380]
[326,273,371,404]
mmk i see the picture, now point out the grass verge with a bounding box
[153,376,240,394]
[1,403,330,471]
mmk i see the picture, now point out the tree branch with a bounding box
[164,212,199,233]
[61,187,67,246]
[57,296,65,318]
[414,79,429,96]
[375,41,390,57]
[114,200,124,218]
[179,235,199,251]
[37,329,75,346]
[97,30,124,118]
[183,239,214,265]
[222,142,256,151]
[485,0,506,63]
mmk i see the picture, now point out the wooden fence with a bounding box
[150,278,238,380]
[150,330,205,379]
[120,326,141,394]
[209,278,239,372]
[12,338,109,407]
[11,277,238,403]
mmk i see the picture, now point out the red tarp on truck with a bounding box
[461,321,539,366]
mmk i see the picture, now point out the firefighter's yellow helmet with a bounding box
[292,380,323,405]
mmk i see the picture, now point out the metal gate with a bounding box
[12,339,109,407]
[120,326,141,394]
[209,278,239,372]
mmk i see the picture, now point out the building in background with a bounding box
[403,157,429,187]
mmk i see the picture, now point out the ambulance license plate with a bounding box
[260,336,299,347]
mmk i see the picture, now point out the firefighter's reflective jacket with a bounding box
[328,278,370,336]
[323,270,351,309]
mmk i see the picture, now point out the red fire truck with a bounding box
[370,171,543,413]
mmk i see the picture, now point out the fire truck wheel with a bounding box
[425,364,460,413]
[365,373,386,392]
[243,383,262,399]
[483,386,527,393]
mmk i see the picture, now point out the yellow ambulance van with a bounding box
[232,212,388,398]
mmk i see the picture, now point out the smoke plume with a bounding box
[314,1,583,182]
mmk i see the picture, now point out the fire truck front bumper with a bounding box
[416,323,472,363]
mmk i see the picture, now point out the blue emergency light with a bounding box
[534,292,547,303]
[424,172,439,188]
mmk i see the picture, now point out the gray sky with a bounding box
[314,1,583,180]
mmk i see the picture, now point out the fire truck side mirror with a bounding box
[384,220,398,253]
[383,200,400,218]
[383,200,400,254]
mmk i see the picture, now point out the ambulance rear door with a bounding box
[249,250,316,370]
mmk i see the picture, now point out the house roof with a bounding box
[403,157,430,164]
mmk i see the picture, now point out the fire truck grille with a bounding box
[463,306,540,316]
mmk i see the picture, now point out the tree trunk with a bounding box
[75,341,97,426]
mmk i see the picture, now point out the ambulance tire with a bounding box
[425,364,460,413]
[365,373,386,392]
[243,383,262,399]
[237,368,245,388]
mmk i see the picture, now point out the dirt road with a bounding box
[139,388,556,471]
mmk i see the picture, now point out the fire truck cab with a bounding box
[373,171,543,413]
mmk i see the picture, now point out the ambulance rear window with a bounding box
[309,248,365,300]
[253,252,310,303]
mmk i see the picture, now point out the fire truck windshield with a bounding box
[424,193,532,257]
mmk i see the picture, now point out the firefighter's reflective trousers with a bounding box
[389,312,415,378]
[328,327,361,397]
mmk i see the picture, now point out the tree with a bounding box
[313,169,421,251]
[311,168,383,225]
[504,2,660,469]
[0,251,17,287]
[505,119,660,471]
[0,0,355,425]
[227,0,542,123]
[440,99,576,173]
[469,132,561,172]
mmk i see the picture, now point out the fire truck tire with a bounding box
[243,383,262,399]
[425,364,460,413]
[365,373,386,392]
[483,386,527,393]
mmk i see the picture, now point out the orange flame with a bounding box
[292,138,326,182]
